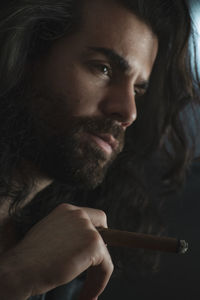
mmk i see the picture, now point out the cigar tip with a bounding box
[178,240,188,254]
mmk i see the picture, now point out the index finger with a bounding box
[79,207,108,229]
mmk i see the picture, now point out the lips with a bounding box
[94,133,119,151]
[85,132,119,155]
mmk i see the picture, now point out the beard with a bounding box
[19,83,125,190]
[30,116,125,189]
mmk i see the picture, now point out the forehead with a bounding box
[79,0,158,77]
[43,0,158,84]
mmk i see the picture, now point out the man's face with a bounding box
[27,0,158,189]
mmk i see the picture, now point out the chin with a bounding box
[38,145,113,190]
[55,163,108,190]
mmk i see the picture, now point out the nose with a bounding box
[99,84,137,129]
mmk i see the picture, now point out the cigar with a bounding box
[97,228,188,254]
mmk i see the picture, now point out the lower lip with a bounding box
[88,134,113,155]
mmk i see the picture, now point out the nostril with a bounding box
[121,112,137,128]
[99,88,137,126]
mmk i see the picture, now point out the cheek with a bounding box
[56,73,102,117]
[30,83,100,134]
[35,59,104,119]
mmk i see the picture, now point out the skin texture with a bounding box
[0,204,112,300]
[0,0,158,299]
[26,0,158,188]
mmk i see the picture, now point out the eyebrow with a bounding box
[87,46,149,91]
[87,46,131,72]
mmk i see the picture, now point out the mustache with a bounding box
[70,116,125,144]
[28,89,125,148]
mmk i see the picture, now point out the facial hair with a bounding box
[22,83,125,190]
[30,116,124,189]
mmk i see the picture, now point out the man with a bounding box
[0,0,197,299]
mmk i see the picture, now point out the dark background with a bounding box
[101,160,200,299]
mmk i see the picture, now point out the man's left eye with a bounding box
[134,88,146,98]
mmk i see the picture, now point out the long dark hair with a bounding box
[0,0,199,275]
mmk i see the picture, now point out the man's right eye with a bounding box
[98,64,110,75]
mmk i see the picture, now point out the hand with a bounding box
[0,203,113,300]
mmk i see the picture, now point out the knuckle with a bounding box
[102,259,114,277]
[56,204,90,220]
[72,208,88,220]
[87,230,103,249]
[104,255,114,277]
[109,260,114,273]
[55,203,74,212]
[97,209,107,225]
[104,248,114,273]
